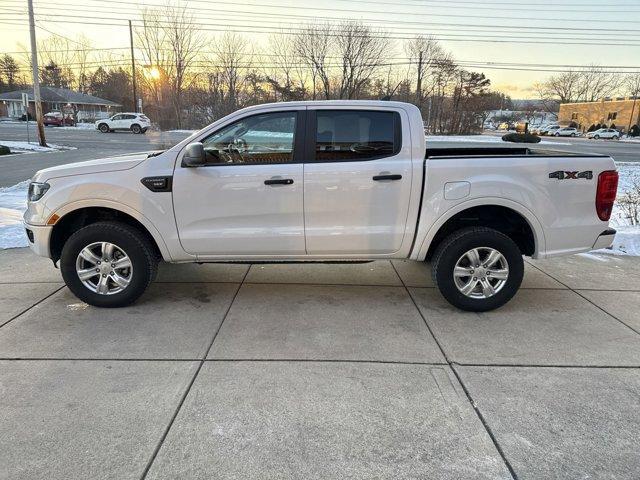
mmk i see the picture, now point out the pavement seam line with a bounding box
[0,285,65,329]
[139,268,249,480]
[526,260,640,336]
[390,261,519,480]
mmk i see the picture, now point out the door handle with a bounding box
[372,174,402,181]
[264,178,294,185]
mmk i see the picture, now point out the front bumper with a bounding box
[592,228,617,250]
[24,222,53,258]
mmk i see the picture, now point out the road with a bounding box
[0,122,192,187]
[0,122,638,187]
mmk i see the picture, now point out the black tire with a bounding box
[60,222,158,308]
[431,227,524,312]
[98,123,109,133]
[131,124,142,134]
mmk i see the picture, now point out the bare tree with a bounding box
[214,31,251,114]
[404,35,443,110]
[576,66,622,102]
[137,3,205,128]
[264,32,307,101]
[163,4,205,128]
[537,67,623,104]
[334,22,389,99]
[295,23,332,99]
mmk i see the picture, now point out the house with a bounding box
[0,86,121,122]
[558,97,640,132]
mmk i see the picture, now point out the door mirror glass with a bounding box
[182,142,206,167]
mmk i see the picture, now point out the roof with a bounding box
[0,86,121,106]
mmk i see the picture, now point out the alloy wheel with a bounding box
[75,241,133,295]
[453,247,509,299]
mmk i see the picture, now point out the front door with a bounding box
[304,108,413,255]
[173,110,306,257]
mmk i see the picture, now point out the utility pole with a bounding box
[129,20,138,113]
[416,50,423,110]
[27,0,46,147]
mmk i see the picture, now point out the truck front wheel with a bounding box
[431,227,524,312]
[60,222,158,308]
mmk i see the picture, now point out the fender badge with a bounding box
[549,170,593,180]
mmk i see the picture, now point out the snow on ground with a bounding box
[53,123,98,130]
[426,134,567,145]
[1,156,640,252]
[0,181,28,249]
[0,141,76,153]
[600,162,640,256]
[166,129,198,134]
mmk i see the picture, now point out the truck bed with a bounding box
[425,146,606,158]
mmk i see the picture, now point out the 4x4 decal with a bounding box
[549,170,593,180]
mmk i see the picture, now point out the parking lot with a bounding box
[1,246,640,479]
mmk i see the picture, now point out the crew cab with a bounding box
[96,113,150,134]
[24,101,618,311]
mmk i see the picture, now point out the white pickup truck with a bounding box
[24,101,618,311]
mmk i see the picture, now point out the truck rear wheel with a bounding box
[431,227,524,312]
[60,222,158,308]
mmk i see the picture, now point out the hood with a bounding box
[32,152,150,182]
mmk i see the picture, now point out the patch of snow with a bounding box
[166,129,198,134]
[0,141,76,153]
[593,163,640,256]
[0,181,29,249]
[54,123,97,130]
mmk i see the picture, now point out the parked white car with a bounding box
[554,127,580,137]
[95,113,151,134]
[586,128,620,140]
[25,101,618,312]
[540,125,560,136]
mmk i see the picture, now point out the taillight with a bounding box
[595,170,618,221]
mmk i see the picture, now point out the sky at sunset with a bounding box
[1,0,639,99]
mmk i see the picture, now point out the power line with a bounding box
[4,0,640,33]
[81,0,640,24]
[4,11,640,48]
[8,3,640,40]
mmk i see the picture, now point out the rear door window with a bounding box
[312,110,401,162]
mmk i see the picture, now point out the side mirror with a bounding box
[182,142,206,167]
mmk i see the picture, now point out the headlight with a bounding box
[28,182,50,202]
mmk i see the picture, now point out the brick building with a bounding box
[558,97,640,133]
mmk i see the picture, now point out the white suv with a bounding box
[96,113,151,134]
[586,128,620,140]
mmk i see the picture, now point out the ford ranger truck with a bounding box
[23,101,618,311]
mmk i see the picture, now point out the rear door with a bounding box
[303,108,413,255]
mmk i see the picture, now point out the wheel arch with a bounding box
[413,198,545,261]
[49,201,172,263]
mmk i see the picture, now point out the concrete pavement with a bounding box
[1,247,640,479]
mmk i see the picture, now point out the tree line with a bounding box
[1,5,638,131]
